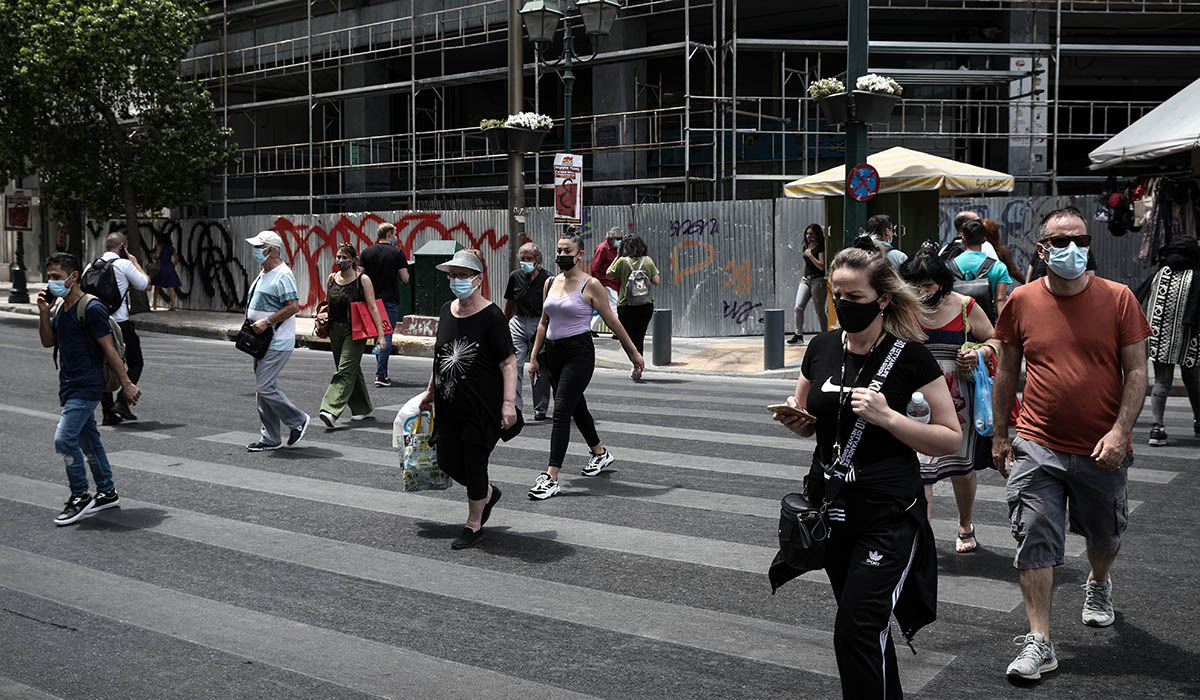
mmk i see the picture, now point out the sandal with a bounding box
[956,528,979,554]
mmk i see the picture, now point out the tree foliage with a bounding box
[0,0,236,257]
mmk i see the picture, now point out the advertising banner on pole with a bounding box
[5,191,31,230]
[553,153,583,225]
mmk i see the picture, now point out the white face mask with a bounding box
[1043,242,1089,280]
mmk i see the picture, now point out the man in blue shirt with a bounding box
[953,219,1013,315]
[37,252,141,526]
[244,230,309,452]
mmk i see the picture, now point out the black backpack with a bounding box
[948,256,997,322]
[80,257,124,313]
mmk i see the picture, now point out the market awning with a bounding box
[783,146,1015,198]
[1088,77,1200,170]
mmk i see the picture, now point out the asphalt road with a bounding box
[1,317,1197,699]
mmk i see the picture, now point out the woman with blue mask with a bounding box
[417,248,518,549]
[503,242,552,420]
[315,243,386,428]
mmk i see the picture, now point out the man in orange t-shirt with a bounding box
[991,207,1151,682]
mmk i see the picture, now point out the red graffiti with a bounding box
[270,213,508,312]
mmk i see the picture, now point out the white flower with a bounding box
[505,112,554,130]
[808,78,846,100]
[856,74,903,96]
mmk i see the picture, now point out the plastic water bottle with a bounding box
[906,392,931,424]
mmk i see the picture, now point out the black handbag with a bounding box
[234,319,274,359]
[777,490,829,571]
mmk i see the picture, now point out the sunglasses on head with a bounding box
[1040,234,1091,249]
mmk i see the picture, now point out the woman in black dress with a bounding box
[419,249,517,549]
[771,246,961,700]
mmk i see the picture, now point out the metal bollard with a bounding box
[763,308,785,370]
[651,308,672,366]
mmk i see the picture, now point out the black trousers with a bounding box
[436,431,495,501]
[102,320,143,410]
[825,503,922,700]
[617,303,654,355]
[540,332,600,469]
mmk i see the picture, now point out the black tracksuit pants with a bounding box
[101,320,143,411]
[825,499,922,700]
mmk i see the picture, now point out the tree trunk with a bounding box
[98,100,149,314]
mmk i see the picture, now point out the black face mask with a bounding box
[921,288,949,309]
[834,298,882,333]
[555,255,578,271]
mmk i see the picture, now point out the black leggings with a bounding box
[102,320,143,410]
[436,431,494,501]
[617,303,654,355]
[540,332,601,469]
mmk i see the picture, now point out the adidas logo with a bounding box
[865,550,883,566]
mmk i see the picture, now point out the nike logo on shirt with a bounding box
[821,378,846,393]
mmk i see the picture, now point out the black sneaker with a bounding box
[246,440,282,452]
[533,411,547,421]
[54,494,94,526]
[787,333,804,345]
[101,410,123,426]
[1148,424,1168,446]
[113,401,137,421]
[85,491,120,514]
[287,414,311,447]
[374,377,392,387]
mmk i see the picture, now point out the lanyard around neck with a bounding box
[833,331,885,462]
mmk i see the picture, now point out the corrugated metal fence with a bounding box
[87,195,1148,337]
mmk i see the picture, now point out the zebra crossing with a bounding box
[0,352,1193,699]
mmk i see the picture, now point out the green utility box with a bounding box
[396,255,414,317]
[412,239,463,315]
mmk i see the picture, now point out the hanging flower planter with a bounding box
[480,113,552,153]
[810,74,902,125]
[849,90,900,123]
[816,92,850,124]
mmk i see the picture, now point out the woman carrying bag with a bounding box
[316,243,386,428]
[900,251,1000,554]
[606,233,660,379]
[418,249,517,549]
[770,246,961,700]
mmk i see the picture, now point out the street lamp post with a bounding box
[519,0,621,167]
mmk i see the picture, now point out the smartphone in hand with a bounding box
[767,403,816,421]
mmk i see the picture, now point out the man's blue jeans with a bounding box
[54,398,114,495]
[376,301,400,381]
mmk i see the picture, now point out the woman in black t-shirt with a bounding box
[417,249,517,550]
[771,246,961,700]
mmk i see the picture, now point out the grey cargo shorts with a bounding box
[1006,435,1131,570]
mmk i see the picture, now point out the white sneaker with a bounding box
[1006,632,1058,680]
[319,410,337,428]
[582,449,614,476]
[1082,578,1115,627]
[351,411,372,422]
[528,472,561,500]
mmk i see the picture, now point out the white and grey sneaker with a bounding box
[528,472,561,500]
[319,410,337,428]
[1006,632,1058,680]
[1082,578,1115,627]
[582,449,614,476]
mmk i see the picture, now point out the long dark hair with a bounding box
[621,234,648,258]
[804,223,825,249]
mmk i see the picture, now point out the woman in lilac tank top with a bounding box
[525,233,645,500]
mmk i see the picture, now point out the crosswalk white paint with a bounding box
[1,475,956,690]
[0,678,65,700]
[0,545,598,700]
[189,436,1024,612]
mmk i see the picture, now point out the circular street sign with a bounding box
[847,163,880,202]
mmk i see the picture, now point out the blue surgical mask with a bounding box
[612,239,621,248]
[251,247,268,264]
[48,279,72,297]
[449,277,477,300]
[520,261,536,275]
[1045,242,1088,280]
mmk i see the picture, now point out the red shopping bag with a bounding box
[350,299,393,340]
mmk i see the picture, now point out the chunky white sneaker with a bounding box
[1082,578,1115,627]
[582,449,614,476]
[528,473,561,500]
[319,410,337,428]
[1006,632,1057,680]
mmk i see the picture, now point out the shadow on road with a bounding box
[73,507,170,532]
[413,521,576,564]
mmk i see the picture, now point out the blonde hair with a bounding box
[830,247,929,342]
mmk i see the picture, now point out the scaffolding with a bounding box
[190,0,1200,215]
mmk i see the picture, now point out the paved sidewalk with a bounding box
[0,283,807,378]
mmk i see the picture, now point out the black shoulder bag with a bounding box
[235,275,276,359]
[777,337,906,571]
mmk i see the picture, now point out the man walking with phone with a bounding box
[38,252,141,525]
[991,207,1150,682]
[84,233,149,425]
